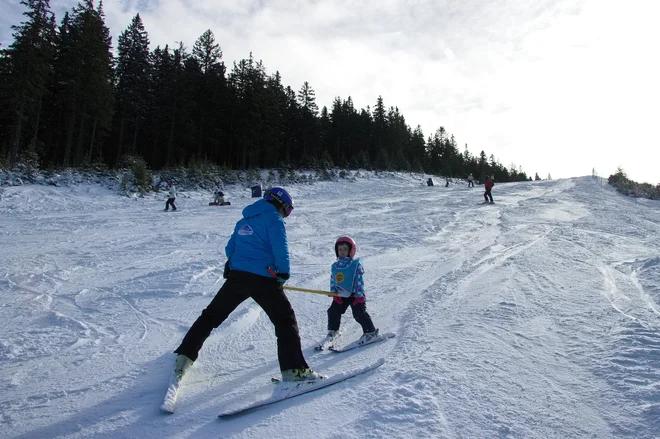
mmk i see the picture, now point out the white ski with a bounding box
[160,371,183,414]
[329,331,396,353]
[218,358,385,418]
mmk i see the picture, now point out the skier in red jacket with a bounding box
[484,175,494,204]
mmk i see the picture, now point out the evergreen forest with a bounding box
[0,0,531,182]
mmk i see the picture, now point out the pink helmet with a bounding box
[335,236,357,258]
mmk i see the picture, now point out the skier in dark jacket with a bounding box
[172,187,322,382]
[484,176,494,203]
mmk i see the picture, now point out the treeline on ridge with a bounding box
[0,0,530,183]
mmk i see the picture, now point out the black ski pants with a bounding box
[174,270,309,371]
[327,297,376,334]
[165,197,176,210]
[484,189,493,203]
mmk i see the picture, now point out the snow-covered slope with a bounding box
[1,174,659,439]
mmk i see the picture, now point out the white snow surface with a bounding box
[1,174,659,439]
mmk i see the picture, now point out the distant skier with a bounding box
[210,190,230,206]
[467,173,475,187]
[445,177,450,187]
[326,236,378,344]
[171,187,323,382]
[165,183,177,211]
[484,175,494,204]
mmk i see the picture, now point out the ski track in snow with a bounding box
[0,174,659,439]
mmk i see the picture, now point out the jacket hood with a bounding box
[242,199,277,219]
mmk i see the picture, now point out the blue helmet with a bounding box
[264,187,294,217]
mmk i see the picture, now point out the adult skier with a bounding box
[171,187,322,382]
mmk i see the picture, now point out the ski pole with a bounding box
[266,267,341,297]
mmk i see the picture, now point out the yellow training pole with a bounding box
[283,285,339,297]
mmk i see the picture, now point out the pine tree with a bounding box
[372,95,386,162]
[159,43,189,167]
[355,107,373,169]
[192,29,222,75]
[115,13,151,161]
[51,10,75,164]
[53,1,114,166]
[317,105,333,165]
[478,151,489,178]
[283,85,300,163]
[297,81,318,115]
[86,1,114,165]
[297,81,318,163]
[228,53,267,168]
[147,44,175,167]
[262,71,289,166]
[189,29,227,163]
[2,0,56,166]
[427,127,446,173]
[385,106,410,171]
[410,125,426,172]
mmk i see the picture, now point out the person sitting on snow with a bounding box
[214,191,226,205]
[211,190,230,206]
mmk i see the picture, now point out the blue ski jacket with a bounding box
[330,257,365,297]
[225,199,290,278]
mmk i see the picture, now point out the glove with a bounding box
[275,272,290,284]
[223,261,231,279]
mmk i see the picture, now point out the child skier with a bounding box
[467,173,475,187]
[326,236,377,343]
[165,183,177,211]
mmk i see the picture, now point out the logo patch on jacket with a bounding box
[238,225,253,236]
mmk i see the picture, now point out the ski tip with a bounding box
[160,404,175,414]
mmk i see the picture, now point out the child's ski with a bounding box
[329,331,396,353]
[218,358,385,418]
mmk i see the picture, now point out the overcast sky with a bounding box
[1,0,658,183]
